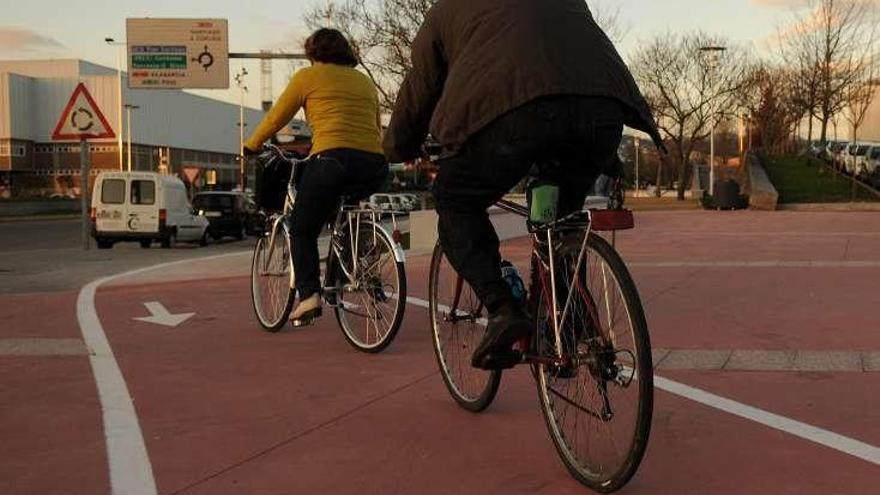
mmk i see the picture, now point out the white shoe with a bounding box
[290,294,322,323]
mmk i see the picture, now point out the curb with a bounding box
[777,203,880,212]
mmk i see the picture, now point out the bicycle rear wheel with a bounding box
[251,232,295,332]
[328,221,406,353]
[534,233,653,492]
[429,242,502,412]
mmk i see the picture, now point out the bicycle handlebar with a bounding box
[258,143,307,186]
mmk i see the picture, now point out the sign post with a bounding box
[52,83,116,251]
[79,139,90,250]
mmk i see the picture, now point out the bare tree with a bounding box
[738,65,805,154]
[781,37,823,145]
[304,1,631,111]
[843,62,878,160]
[782,0,878,144]
[303,0,433,111]
[591,1,631,43]
[631,32,750,199]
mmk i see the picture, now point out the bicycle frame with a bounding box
[443,198,609,367]
[257,144,406,291]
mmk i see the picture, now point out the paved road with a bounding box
[1,211,879,494]
[0,218,254,294]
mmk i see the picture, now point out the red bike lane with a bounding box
[88,223,879,494]
[0,291,108,494]
[5,210,876,494]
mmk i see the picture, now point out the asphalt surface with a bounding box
[0,218,254,294]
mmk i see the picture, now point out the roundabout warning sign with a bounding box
[126,18,229,89]
[51,83,115,141]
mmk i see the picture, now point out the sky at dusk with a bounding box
[0,0,817,107]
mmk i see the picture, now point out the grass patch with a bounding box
[762,155,880,204]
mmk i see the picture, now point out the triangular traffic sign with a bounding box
[52,83,116,141]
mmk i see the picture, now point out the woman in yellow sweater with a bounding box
[244,28,388,323]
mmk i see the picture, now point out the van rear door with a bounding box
[126,178,160,234]
[95,176,126,233]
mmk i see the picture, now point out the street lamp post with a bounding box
[700,45,726,197]
[124,104,140,172]
[234,68,249,190]
[105,38,125,171]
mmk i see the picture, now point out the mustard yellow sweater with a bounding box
[246,62,382,156]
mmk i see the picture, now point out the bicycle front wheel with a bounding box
[329,221,406,353]
[429,242,501,412]
[251,232,295,332]
[535,233,653,492]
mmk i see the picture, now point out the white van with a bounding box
[91,172,209,249]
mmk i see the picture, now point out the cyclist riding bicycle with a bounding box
[245,28,388,324]
[384,0,665,369]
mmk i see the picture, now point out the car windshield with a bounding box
[856,145,870,155]
[193,195,234,210]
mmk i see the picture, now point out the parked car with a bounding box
[829,141,849,169]
[367,193,408,213]
[192,191,260,240]
[390,193,417,212]
[864,146,880,180]
[91,171,209,249]
[821,141,843,163]
[854,143,880,178]
[842,143,855,173]
[398,193,422,211]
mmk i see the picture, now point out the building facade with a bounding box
[0,59,264,198]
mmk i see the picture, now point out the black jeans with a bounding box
[433,96,625,313]
[290,148,388,299]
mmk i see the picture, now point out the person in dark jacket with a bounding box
[384,0,663,369]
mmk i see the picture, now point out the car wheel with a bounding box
[199,230,210,247]
[140,240,151,249]
[96,239,113,250]
[234,223,245,241]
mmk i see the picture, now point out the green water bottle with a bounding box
[529,182,559,224]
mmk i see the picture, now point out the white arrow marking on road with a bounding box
[133,301,195,328]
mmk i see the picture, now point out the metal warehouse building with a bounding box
[0,59,264,198]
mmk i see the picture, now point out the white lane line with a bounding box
[407,296,487,325]
[654,376,880,465]
[76,250,249,495]
[405,294,880,466]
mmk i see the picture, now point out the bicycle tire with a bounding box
[328,220,406,353]
[251,233,295,332]
[428,242,502,412]
[535,233,653,492]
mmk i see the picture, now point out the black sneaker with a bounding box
[472,303,531,370]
